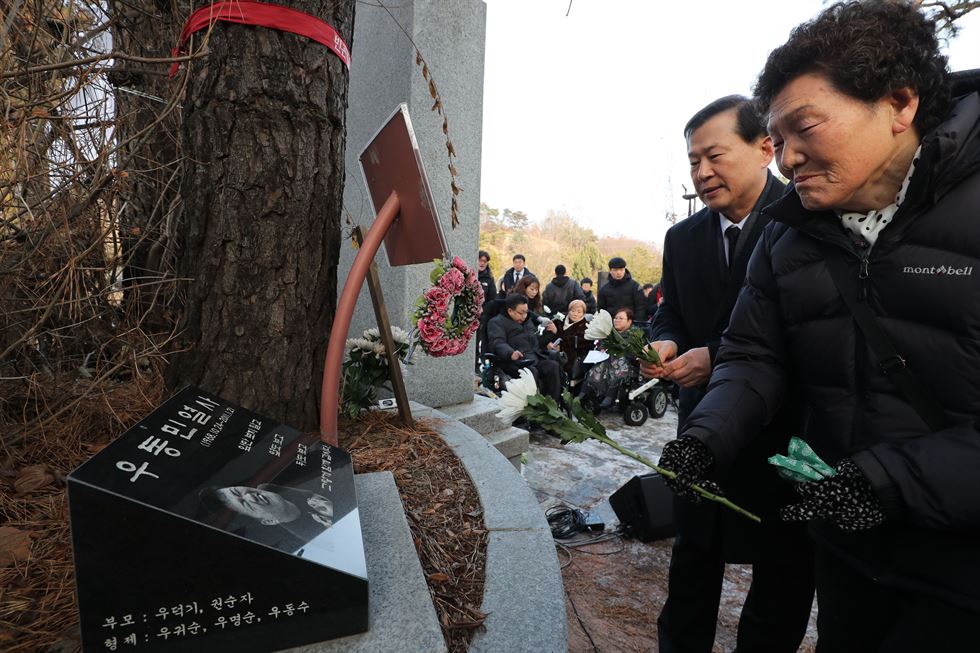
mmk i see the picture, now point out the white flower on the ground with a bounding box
[364,327,381,340]
[496,368,538,425]
[584,309,614,341]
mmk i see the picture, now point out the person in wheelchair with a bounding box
[581,307,641,410]
[553,299,593,394]
[487,294,563,405]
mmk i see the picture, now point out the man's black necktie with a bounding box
[725,225,740,271]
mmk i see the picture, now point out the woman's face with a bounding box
[525,283,539,299]
[767,72,920,213]
[613,311,632,332]
[567,303,585,322]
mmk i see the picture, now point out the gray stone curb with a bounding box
[411,402,568,653]
[283,472,446,653]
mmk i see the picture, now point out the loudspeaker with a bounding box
[609,473,676,542]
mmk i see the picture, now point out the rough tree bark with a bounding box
[166,0,355,430]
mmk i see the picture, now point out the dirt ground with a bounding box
[522,406,818,653]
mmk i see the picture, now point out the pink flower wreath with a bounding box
[412,256,483,357]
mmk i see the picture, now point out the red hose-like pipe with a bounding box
[319,191,400,445]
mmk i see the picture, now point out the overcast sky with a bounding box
[479,0,980,246]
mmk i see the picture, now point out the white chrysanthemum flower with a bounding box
[363,327,381,340]
[372,342,387,358]
[346,337,375,351]
[584,309,614,340]
[496,368,538,425]
[390,326,411,344]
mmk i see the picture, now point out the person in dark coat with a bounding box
[477,250,497,306]
[499,254,533,294]
[579,277,597,314]
[644,95,814,653]
[543,264,585,316]
[641,283,659,322]
[487,294,561,404]
[597,257,645,318]
[475,251,498,371]
[655,3,980,650]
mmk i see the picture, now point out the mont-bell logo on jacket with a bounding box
[902,264,974,276]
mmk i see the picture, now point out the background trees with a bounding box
[479,203,663,288]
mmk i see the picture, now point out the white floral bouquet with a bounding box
[498,370,759,522]
[584,310,662,364]
[341,326,415,419]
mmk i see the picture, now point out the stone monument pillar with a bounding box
[339,0,486,408]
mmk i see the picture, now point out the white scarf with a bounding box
[564,315,584,330]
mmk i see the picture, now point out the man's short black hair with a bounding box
[642,283,655,290]
[478,250,490,261]
[505,293,528,311]
[580,277,592,286]
[512,254,526,262]
[555,264,566,276]
[754,0,950,136]
[683,95,767,143]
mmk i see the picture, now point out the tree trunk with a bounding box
[167,0,354,430]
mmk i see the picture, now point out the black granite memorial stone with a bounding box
[68,387,369,652]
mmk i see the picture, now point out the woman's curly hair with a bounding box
[755,0,951,136]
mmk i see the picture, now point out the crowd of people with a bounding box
[478,1,980,650]
[479,251,663,412]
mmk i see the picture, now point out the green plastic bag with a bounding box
[768,437,837,483]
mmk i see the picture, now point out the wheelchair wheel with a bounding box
[649,387,669,418]
[624,401,649,426]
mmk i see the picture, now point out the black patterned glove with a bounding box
[780,459,886,532]
[658,435,721,501]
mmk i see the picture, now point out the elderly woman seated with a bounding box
[582,307,641,409]
[553,299,592,386]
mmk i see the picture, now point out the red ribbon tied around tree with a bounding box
[170,0,352,77]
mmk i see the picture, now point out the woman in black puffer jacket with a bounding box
[653,2,980,649]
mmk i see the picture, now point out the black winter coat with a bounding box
[685,92,980,612]
[487,313,546,363]
[654,174,800,559]
[543,275,585,315]
[581,290,597,314]
[500,267,534,294]
[478,267,497,305]
[597,270,645,317]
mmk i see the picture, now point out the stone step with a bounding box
[485,426,529,469]
[436,393,506,436]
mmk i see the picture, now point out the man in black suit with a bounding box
[643,96,814,653]
[499,254,533,294]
